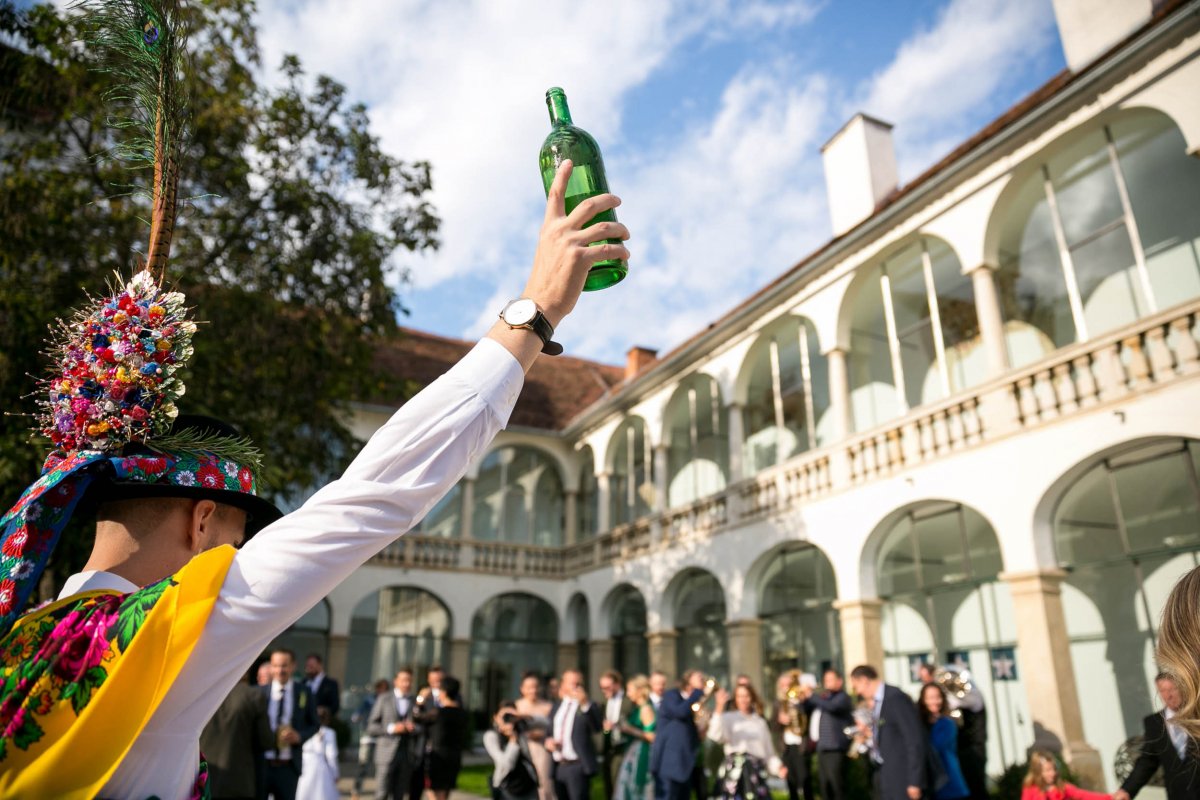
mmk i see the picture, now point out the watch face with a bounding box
[502,298,537,326]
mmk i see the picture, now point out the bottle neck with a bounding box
[547,92,572,127]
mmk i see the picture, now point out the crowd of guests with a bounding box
[196,650,1200,800]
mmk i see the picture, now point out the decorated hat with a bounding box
[0,271,282,631]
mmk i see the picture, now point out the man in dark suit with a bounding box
[1116,673,1200,800]
[806,669,854,800]
[849,665,927,800]
[202,665,275,800]
[367,668,419,800]
[649,670,707,800]
[547,668,604,800]
[600,669,634,800]
[304,652,341,715]
[258,647,320,800]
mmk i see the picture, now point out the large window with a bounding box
[578,446,598,540]
[995,110,1200,368]
[876,502,1025,771]
[271,598,330,670]
[415,484,462,538]
[473,446,564,545]
[609,417,654,526]
[741,316,830,474]
[673,570,729,686]
[346,587,451,695]
[608,585,650,679]
[470,594,558,726]
[847,238,980,432]
[665,374,729,507]
[759,545,841,689]
[1055,439,1200,787]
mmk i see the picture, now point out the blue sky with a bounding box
[254,0,1067,365]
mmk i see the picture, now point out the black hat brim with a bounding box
[82,476,285,538]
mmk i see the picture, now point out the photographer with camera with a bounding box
[485,701,541,800]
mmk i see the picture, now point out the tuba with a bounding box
[779,670,809,737]
[934,667,974,721]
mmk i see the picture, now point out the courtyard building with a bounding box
[275,1,1200,791]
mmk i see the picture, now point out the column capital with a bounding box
[832,598,884,614]
[645,629,679,642]
[999,568,1070,594]
[964,260,1000,275]
[724,618,764,632]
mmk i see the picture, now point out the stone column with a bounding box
[449,638,471,700]
[459,478,475,539]
[588,639,616,697]
[557,642,581,676]
[832,599,883,673]
[327,633,350,685]
[646,630,679,681]
[564,490,579,546]
[825,348,851,441]
[597,472,612,534]
[726,403,745,483]
[1001,570,1103,787]
[969,264,1010,377]
[725,619,764,686]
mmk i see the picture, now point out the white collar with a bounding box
[58,570,139,600]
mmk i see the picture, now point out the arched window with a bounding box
[470,594,558,724]
[741,316,830,474]
[875,502,1022,768]
[416,483,462,538]
[568,594,591,686]
[847,238,980,432]
[473,446,564,545]
[271,598,330,669]
[1054,439,1200,784]
[346,588,451,694]
[608,585,649,679]
[609,417,654,526]
[577,447,598,540]
[665,374,729,507]
[759,545,841,688]
[995,110,1200,368]
[673,570,728,686]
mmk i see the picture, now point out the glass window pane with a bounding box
[929,241,984,393]
[667,376,728,507]
[741,318,822,472]
[1113,449,1200,555]
[913,509,969,588]
[962,507,1004,580]
[1054,464,1123,565]
[849,267,901,431]
[1112,112,1200,309]
[878,516,919,596]
[420,484,462,538]
[887,245,942,408]
[1072,224,1146,336]
[996,178,1076,366]
[1048,130,1124,247]
[610,418,652,525]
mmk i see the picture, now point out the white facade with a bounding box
[283,4,1200,793]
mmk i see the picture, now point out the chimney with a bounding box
[821,113,898,238]
[625,346,657,381]
[1051,0,1152,72]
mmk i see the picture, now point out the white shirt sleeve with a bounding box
[103,338,523,800]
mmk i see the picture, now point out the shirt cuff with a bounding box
[445,337,524,425]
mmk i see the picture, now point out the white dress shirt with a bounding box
[68,338,524,800]
[1166,707,1189,760]
[265,680,295,760]
[552,700,580,761]
[606,692,625,745]
[707,711,783,775]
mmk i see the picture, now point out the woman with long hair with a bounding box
[425,677,469,800]
[1021,750,1110,800]
[1157,566,1200,740]
[916,683,969,800]
[514,671,555,800]
[707,682,787,800]
[613,674,657,800]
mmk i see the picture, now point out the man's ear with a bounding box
[187,499,220,553]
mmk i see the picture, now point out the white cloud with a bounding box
[857,0,1059,178]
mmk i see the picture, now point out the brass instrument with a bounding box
[934,667,974,721]
[779,670,809,736]
[690,675,717,714]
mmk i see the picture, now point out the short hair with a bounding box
[96,497,192,537]
[396,667,413,677]
[601,670,623,685]
[428,664,445,673]
[649,670,667,681]
[306,653,324,665]
[1156,671,1175,683]
[849,665,878,681]
[271,647,296,662]
[442,676,461,701]
[823,667,843,679]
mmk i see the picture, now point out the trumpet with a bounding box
[691,675,717,713]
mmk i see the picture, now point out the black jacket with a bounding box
[1121,711,1200,800]
[309,674,340,715]
[258,681,319,774]
[873,684,928,800]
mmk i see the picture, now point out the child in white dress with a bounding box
[298,707,341,800]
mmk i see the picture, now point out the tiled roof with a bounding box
[373,328,625,431]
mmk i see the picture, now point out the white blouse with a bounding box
[79,338,525,800]
[707,711,783,775]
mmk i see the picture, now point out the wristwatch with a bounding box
[499,298,563,356]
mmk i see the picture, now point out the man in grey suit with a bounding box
[201,665,275,800]
[369,668,419,800]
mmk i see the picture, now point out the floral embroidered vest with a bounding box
[0,545,235,799]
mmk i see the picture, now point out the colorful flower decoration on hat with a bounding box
[36,270,195,455]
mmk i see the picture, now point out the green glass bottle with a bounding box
[539,87,627,291]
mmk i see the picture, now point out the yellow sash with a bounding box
[0,545,235,799]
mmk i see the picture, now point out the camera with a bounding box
[500,711,528,732]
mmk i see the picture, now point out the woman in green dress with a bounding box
[614,675,657,800]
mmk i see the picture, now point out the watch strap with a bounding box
[531,314,563,356]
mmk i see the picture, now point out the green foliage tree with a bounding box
[0,1,437,578]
